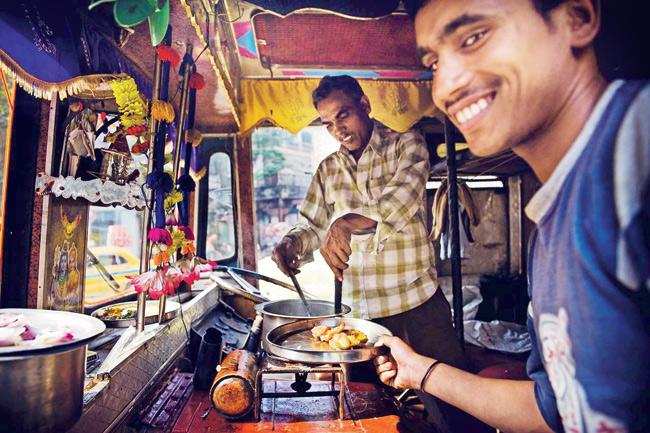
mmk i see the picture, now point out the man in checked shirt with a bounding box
[272,75,465,432]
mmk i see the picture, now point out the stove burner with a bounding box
[290,373,312,393]
[254,353,348,420]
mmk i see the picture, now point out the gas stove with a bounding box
[254,353,348,420]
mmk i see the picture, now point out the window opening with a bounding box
[252,126,338,300]
[205,152,236,261]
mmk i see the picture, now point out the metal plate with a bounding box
[0,308,106,356]
[265,317,392,364]
[91,300,180,328]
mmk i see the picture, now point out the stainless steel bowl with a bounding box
[255,300,351,351]
[0,309,105,433]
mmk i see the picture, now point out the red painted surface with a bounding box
[252,14,422,68]
[172,381,400,433]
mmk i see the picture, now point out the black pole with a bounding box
[444,117,464,346]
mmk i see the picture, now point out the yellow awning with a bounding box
[239,79,437,135]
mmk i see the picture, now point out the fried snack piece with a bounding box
[310,340,331,351]
[347,329,368,346]
[320,322,345,342]
[310,321,369,350]
[311,325,330,339]
[328,332,352,350]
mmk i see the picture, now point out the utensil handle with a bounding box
[334,278,342,314]
[289,270,311,316]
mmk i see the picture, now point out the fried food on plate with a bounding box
[311,325,329,339]
[310,321,368,350]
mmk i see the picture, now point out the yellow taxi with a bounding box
[85,246,141,308]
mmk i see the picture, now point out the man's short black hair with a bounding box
[312,75,364,109]
[405,0,567,19]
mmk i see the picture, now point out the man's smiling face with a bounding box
[415,0,576,156]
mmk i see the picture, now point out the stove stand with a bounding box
[254,354,347,420]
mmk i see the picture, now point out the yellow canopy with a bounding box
[239,79,437,135]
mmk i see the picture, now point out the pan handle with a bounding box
[334,277,342,314]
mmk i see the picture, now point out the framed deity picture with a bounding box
[39,197,89,312]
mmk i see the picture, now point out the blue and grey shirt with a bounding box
[525,80,650,433]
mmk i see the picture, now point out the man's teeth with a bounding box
[455,97,490,125]
[342,135,352,143]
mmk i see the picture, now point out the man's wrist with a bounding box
[284,234,303,254]
[419,359,442,391]
[409,355,434,390]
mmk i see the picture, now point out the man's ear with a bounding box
[360,94,371,115]
[563,0,600,49]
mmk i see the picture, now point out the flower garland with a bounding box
[124,43,217,302]
[128,224,212,299]
[128,186,214,299]
[108,77,147,128]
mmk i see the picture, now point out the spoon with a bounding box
[288,270,311,317]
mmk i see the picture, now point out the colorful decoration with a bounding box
[185,128,202,147]
[279,69,432,79]
[188,72,205,90]
[163,188,183,212]
[43,199,88,312]
[150,99,175,123]
[88,0,170,46]
[128,267,176,300]
[234,22,258,59]
[156,44,181,67]
[109,77,147,128]
[239,78,437,135]
[128,217,210,299]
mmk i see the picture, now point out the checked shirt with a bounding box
[287,121,438,319]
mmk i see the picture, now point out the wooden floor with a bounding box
[172,380,404,433]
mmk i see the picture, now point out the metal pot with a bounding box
[255,300,351,351]
[0,309,105,433]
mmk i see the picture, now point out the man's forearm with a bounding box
[425,364,552,433]
[337,213,377,232]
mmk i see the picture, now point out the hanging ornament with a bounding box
[109,77,147,128]
[188,72,205,90]
[88,0,170,47]
[185,128,203,147]
[157,45,181,68]
[150,100,175,123]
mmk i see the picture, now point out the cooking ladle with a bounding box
[288,270,312,316]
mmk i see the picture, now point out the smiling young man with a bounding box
[374,0,649,432]
[272,75,465,432]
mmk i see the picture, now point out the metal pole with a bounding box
[172,44,193,182]
[136,47,163,333]
[156,45,193,324]
[444,117,464,346]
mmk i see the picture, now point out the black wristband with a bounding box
[419,359,442,391]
